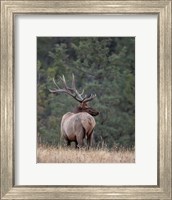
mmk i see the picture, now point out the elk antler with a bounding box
[49,74,96,103]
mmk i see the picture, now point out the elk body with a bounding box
[49,74,99,148]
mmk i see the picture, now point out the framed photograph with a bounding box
[37,36,135,164]
[1,0,171,199]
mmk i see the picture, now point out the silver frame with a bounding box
[1,0,171,199]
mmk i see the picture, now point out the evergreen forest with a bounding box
[37,37,135,149]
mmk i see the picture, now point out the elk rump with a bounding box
[61,112,96,148]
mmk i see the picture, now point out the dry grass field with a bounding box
[37,145,135,163]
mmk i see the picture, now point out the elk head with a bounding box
[49,74,99,116]
[74,102,99,116]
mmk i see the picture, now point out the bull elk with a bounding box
[49,74,99,148]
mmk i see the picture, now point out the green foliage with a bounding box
[37,37,135,148]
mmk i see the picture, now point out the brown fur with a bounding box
[61,103,99,148]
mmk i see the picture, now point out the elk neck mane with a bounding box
[72,102,99,117]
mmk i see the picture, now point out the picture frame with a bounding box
[0,0,171,199]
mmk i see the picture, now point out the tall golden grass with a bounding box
[37,145,135,163]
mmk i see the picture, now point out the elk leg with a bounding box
[67,140,71,146]
[76,135,84,148]
[87,132,93,149]
[76,128,85,148]
[77,140,84,148]
[75,141,78,149]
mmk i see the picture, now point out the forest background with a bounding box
[37,37,135,149]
